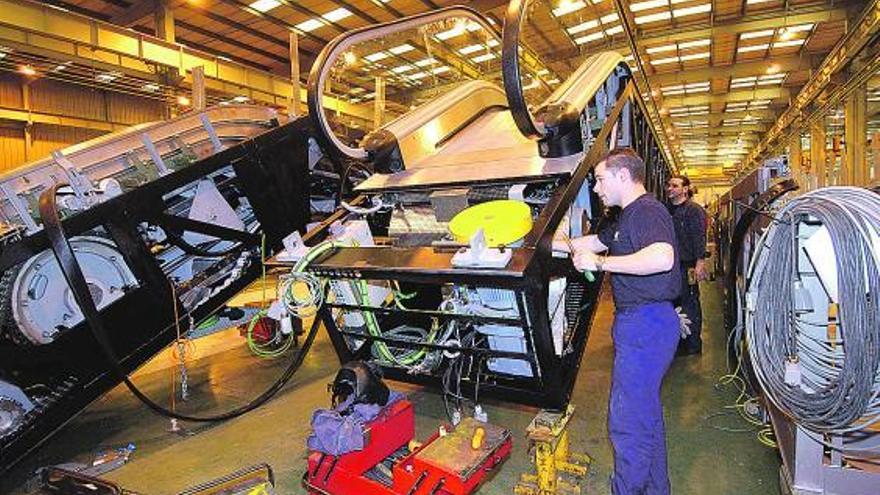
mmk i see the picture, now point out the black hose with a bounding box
[39,183,320,423]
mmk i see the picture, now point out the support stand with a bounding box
[516,406,591,495]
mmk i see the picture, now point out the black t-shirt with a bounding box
[668,200,707,265]
[598,193,681,309]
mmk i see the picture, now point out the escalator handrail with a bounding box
[307,6,502,161]
[501,0,543,140]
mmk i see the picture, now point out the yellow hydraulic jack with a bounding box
[515,406,592,495]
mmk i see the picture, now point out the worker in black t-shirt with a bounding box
[666,175,708,356]
[554,148,681,495]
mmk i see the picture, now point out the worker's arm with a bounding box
[573,242,675,275]
[552,234,608,254]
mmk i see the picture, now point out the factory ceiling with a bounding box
[12,0,873,182]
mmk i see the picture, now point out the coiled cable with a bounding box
[745,187,880,433]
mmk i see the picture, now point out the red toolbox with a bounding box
[304,399,511,495]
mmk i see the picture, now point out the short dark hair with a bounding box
[602,148,645,183]
[669,174,691,187]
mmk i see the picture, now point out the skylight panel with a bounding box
[567,20,599,35]
[673,4,711,17]
[472,53,496,63]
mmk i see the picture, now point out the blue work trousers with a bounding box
[609,301,679,495]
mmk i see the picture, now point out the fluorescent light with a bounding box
[630,0,668,12]
[575,31,605,44]
[601,13,619,23]
[415,58,436,67]
[296,19,324,32]
[232,95,249,103]
[487,39,500,47]
[773,39,806,48]
[552,0,587,17]
[459,44,485,55]
[741,29,774,39]
[431,66,450,74]
[472,53,496,63]
[652,56,679,65]
[408,72,429,80]
[96,71,121,82]
[249,0,280,13]
[142,83,160,92]
[391,65,414,73]
[685,81,710,88]
[364,52,388,62]
[606,25,623,35]
[673,4,711,17]
[635,11,672,24]
[567,19,599,35]
[787,23,814,32]
[731,76,758,83]
[679,39,711,49]
[537,69,550,75]
[323,8,352,22]
[679,52,709,61]
[435,26,465,40]
[647,44,676,54]
[737,44,770,53]
[350,87,365,94]
[547,78,561,84]
[746,0,774,4]
[389,44,414,54]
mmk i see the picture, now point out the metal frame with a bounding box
[0,117,313,474]
[299,78,671,408]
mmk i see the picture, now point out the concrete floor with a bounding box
[2,280,781,494]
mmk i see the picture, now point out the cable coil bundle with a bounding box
[746,187,880,433]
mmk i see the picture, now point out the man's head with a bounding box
[593,148,646,207]
[666,174,690,203]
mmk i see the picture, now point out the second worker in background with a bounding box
[666,175,708,356]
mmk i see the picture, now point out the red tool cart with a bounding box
[304,399,511,495]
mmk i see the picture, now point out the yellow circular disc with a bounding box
[449,200,532,247]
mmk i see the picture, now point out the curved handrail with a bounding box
[307,6,501,160]
[501,0,543,139]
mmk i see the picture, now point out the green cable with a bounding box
[283,240,437,367]
[355,278,437,366]
[246,309,293,359]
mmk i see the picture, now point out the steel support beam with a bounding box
[661,87,790,108]
[109,0,157,26]
[1,0,368,120]
[155,0,174,44]
[289,32,301,117]
[844,84,867,185]
[192,65,206,111]
[544,5,852,64]
[374,76,386,129]
[648,56,819,86]
[811,122,827,187]
[742,0,880,175]
[0,105,126,132]
[789,132,804,187]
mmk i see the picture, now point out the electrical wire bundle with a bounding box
[745,187,880,433]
